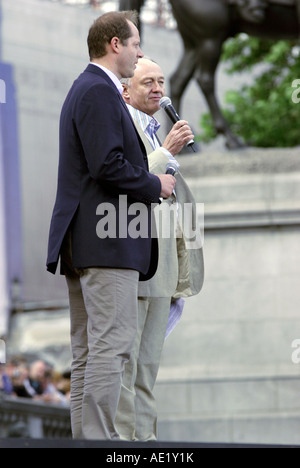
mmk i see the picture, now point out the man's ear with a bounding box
[122,84,131,103]
[110,36,121,54]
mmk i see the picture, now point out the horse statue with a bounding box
[119,0,300,149]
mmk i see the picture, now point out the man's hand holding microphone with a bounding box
[157,160,180,199]
[157,173,176,199]
[162,120,195,157]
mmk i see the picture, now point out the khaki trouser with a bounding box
[65,268,139,440]
[116,296,171,441]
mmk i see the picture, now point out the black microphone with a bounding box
[160,96,196,152]
[165,161,179,176]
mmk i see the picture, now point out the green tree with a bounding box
[198,35,300,147]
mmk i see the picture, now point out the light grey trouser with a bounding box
[65,267,139,440]
[116,296,171,441]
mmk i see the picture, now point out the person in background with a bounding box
[0,363,13,396]
[11,360,36,399]
[4,357,70,404]
[29,360,47,396]
[116,57,204,441]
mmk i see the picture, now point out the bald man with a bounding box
[116,58,204,441]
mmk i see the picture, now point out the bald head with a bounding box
[122,57,166,116]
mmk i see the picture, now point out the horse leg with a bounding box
[119,0,144,10]
[195,38,245,149]
[119,0,145,35]
[170,48,197,115]
[169,48,202,153]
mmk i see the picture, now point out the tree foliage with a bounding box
[198,35,300,147]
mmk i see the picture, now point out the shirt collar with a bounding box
[89,62,123,94]
[126,104,161,150]
[126,104,160,134]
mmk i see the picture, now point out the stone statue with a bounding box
[119,0,300,149]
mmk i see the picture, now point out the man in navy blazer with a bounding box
[46,11,176,440]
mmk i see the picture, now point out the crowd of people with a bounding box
[0,358,70,405]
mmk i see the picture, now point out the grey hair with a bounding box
[120,77,131,86]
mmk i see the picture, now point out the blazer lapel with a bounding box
[132,115,154,154]
[116,93,148,157]
[85,64,147,157]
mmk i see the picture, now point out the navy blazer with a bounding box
[47,64,161,280]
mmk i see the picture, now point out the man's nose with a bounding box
[153,81,163,92]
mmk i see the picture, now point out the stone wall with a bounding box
[155,148,300,444]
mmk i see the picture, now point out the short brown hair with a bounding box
[88,11,139,60]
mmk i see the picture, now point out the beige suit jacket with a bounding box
[135,121,205,299]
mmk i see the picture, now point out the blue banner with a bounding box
[0,60,22,334]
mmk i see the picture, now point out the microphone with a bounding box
[166,161,179,176]
[160,96,196,152]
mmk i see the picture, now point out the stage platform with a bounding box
[0,439,298,449]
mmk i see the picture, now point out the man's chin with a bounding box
[151,104,161,114]
[123,68,135,79]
